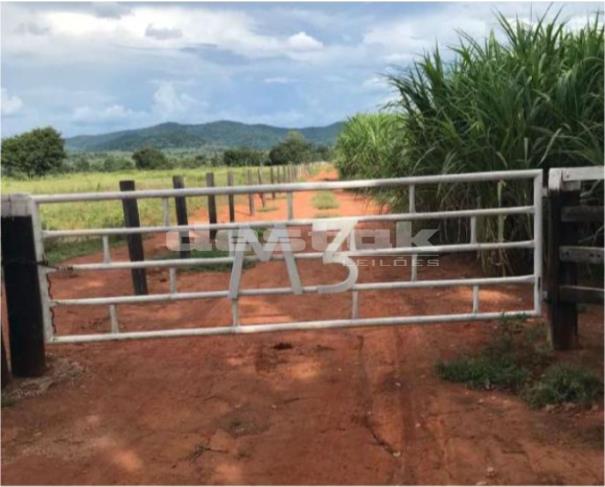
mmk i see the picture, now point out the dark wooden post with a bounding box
[247,169,255,216]
[119,180,148,295]
[172,176,191,258]
[270,166,276,199]
[257,167,266,208]
[1,334,10,387]
[547,187,580,350]
[227,171,236,223]
[206,172,218,241]
[1,195,46,376]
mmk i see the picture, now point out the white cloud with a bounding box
[1,4,325,63]
[1,89,24,115]
[145,24,182,41]
[264,77,298,84]
[152,82,198,116]
[286,32,323,51]
[72,104,144,123]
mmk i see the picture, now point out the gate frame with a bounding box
[2,169,544,347]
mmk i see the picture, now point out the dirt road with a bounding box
[2,169,603,485]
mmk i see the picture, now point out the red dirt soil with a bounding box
[2,169,603,485]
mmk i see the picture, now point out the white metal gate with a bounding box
[7,169,543,344]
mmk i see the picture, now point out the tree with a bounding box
[131,147,168,169]
[268,131,312,165]
[223,148,265,166]
[1,127,66,177]
[102,155,134,172]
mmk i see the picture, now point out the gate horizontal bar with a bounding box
[559,246,604,264]
[54,240,535,272]
[49,309,537,344]
[50,274,534,306]
[561,205,604,222]
[42,206,535,239]
[559,285,604,304]
[32,169,542,204]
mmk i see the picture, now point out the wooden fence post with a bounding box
[119,180,148,295]
[227,171,236,222]
[247,169,255,216]
[172,176,191,258]
[257,167,266,208]
[206,172,218,241]
[1,334,10,387]
[547,184,580,350]
[1,194,46,376]
[270,166,276,199]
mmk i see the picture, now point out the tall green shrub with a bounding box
[337,12,604,273]
[335,113,405,179]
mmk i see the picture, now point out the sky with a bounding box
[1,1,601,138]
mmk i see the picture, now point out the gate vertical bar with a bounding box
[470,216,479,313]
[30,200,53,343]
[101,235,119,332]
[533,172,543,316]
[349,228,359,319]
[1,194,46,376]
[119,180,148,295]
[409,184,417,281]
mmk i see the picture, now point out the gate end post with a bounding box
[546,170,579,350]
[1,194,47,377]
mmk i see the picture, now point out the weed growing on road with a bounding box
[437,318,603,408]
[312,191,339,210]
[523,363,603,408]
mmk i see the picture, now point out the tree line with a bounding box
[1,127,332,178]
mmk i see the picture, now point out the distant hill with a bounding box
[65,120,344,152]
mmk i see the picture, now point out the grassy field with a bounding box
[2,164,318,263]
[2,165,302,231]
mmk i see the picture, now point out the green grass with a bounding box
[1,165,298,232]
[312,191,339,210]
[2,163,319,265]
[153,247,258,273]
[437,318,603,408]
[257,205,278,213]
[45,235,126,266]
[523,363,603,408]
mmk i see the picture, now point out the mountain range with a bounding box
[65,120,344,152]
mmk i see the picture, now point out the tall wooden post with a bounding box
[257,167,266,208]
[1,334,10,387]
[270,166,276,199]
[247,169,255,216]
[119,180,148,295]
[227,171,236,223]
[172,176,191,258]
[1,194,46,376]
[547,186,580,349]
[206,172,218,241]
